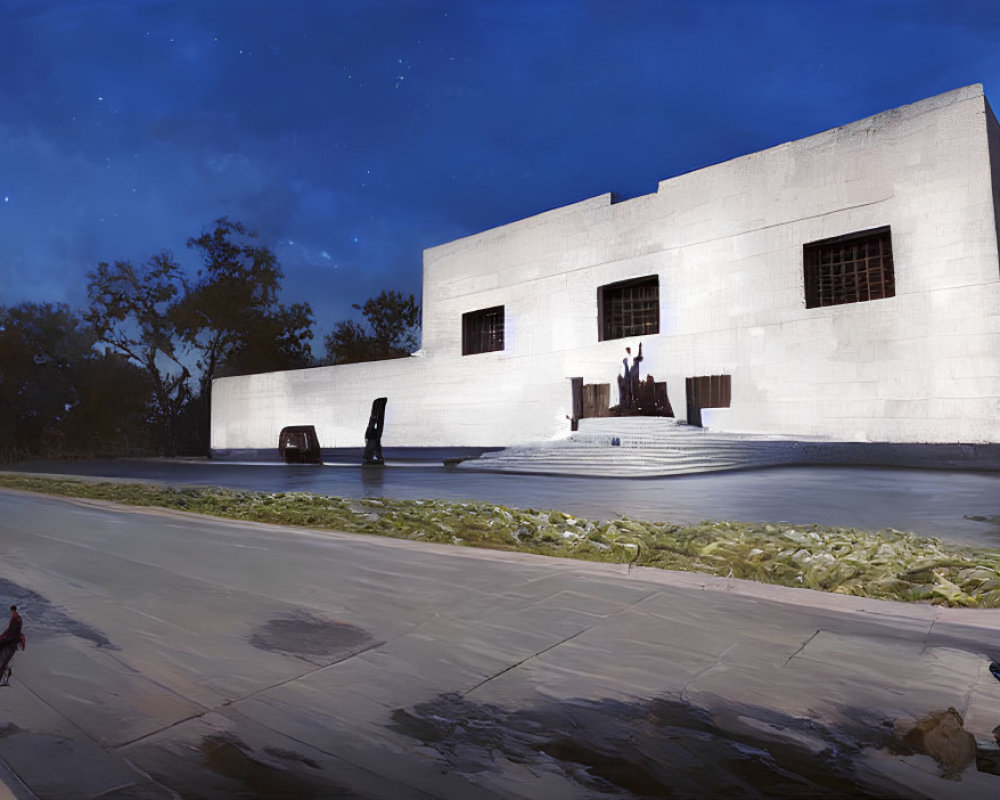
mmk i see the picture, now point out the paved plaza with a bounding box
[2,487,1000,798]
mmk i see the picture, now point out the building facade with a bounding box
[211,84,1000,454]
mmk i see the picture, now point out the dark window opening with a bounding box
[462,306,504,355]
[598,275,660,341]
[804,226,895,309]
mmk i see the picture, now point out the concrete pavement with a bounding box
[1,487,1000,797]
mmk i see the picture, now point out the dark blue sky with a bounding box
[2,0,998,346]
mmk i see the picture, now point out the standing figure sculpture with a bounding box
[363,397,387,466]
[620,343,643,411]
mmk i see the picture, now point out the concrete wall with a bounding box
[212,84,1000,451]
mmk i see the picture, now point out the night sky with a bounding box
[3,0,999,346]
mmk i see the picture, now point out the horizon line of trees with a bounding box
[0,218,420,462]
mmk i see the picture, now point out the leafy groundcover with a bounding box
[2,473,999,608]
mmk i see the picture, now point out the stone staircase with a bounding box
[456,417,812,477]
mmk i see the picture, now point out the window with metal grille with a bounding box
[462,306,504,355]
[804,227,895,309]
[598,276,659,341]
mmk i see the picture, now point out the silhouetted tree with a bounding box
[0,303,154,459]
[324,290,419,365]
[0,303,97,458]
[84,253,191,455]
[15,219,319,459]
[172,218,315,451]
[64,351,154,457]
[174,219,314,387]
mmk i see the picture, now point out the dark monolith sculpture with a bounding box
[363,397,387,466]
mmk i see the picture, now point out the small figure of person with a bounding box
[0,605,25,685]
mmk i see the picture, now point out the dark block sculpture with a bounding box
[278,425,322,464]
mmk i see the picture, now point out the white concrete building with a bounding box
[212,84,1000,455]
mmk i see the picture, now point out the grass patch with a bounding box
[3,472,1000,608]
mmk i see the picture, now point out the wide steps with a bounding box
[458,417,806,476]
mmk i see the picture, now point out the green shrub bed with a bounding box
[2,473,999,607]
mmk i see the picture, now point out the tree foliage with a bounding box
[0,303,150,459]
[84,253,191,455]
[81,218,315,457]
[66,350,153,457]
[0,303,94,457]
[3,219,317,460]
[324,290,419,365]
[174,218,314,398]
